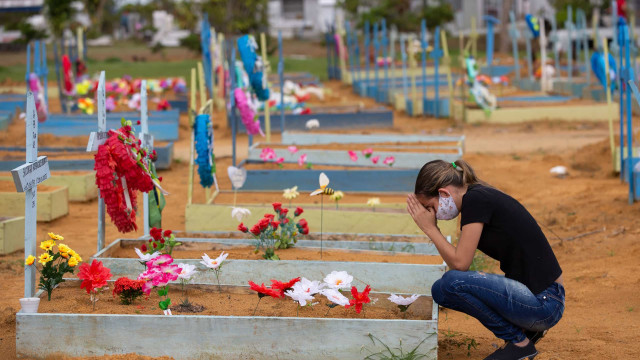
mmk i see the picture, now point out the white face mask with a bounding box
[436,192,459,220]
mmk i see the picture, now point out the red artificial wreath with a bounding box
[94,123,155,233]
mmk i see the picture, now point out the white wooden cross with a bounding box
[11,92,51,298]
[87,71,107,249]
[86,71,107,252]
[139,80,154,236]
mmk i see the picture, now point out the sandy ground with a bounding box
[0,77,639,360]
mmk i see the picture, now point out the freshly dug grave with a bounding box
[38,282,433,320]
[174,231,432,243]
[110,243,443,265]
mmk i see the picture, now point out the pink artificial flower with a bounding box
[348,150,358,162]
[288,146,298,154]
[146,254,173,268]
[260,147,277,161]
[383,156,395,166]
[298,154,308,167]
[362,148,373,158]
[371,155,380,164]
[276,157,285,165]
[105,96,116,112]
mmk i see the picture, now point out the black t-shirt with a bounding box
[460,184,562,294]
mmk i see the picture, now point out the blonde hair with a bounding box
[414,159,481,197]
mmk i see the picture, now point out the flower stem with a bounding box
[296,304,299,317]
[320,194,324,260]
[325,307,331,317]
[253,297,262,316]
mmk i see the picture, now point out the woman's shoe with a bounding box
[483,341,538,360]
[524,329,547,344]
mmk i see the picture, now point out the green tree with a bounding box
[44,0,75,37]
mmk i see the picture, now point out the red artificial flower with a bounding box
[238,223,248,233]
[264,214,275,220]
[158,177,163,182]
[141,244,147,252]
[136,120,141,125]
[248,281,281,298]
[163,230,172,237]
[138,139,142,145]
[295,207,304,216]
[258,218,271,231]
[272,202,282,212]
[301,226,309,235]
[152,243,158,248]
[346,285,371,314]
[270,277,301,297]
[298,219,308,228]
[160,239,165,244]
[78,260,113,294]
[112,277,145,297]
[150,227,163,240]
[280,208,289,216]
[270,221,280,229]
[250,224,261,236]
[282,218,289,224]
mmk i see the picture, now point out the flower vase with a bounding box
[19,297,40,313]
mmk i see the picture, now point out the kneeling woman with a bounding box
[407,160,564,360]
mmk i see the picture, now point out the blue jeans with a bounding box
[432,270,565,343]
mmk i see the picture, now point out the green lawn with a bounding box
[0,55,328,83]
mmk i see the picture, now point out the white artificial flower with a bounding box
[231,207,251,222]
[285,288,315,306]
[200,252,228,269]
[291,277,325,295]
[323,270,353,290]
[305,119,320,129]
[367,197,381,207]
[388,294,420,306]
[320,288,350,306]
[283,186,300,200]
[135,248,161,262]
[177,263,197,281]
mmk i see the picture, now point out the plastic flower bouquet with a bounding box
[24,232,82,301]
[238,203,308,260]
[140,227,181,256]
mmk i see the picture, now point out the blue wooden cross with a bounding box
[577,9,591,85]
[484,15,500,78]
[565,6,574,84]
[611,0,620,57]
[421,19,429,111]
[364,21,371,92]
[381,19,390,103]
[401,34,411,113]
[373,22,380,100]
[353,26,361,87]
[549,16,560,80]
[508,11,521,83]
[278,31,285,133]
[617,17,635,202]
[430,27,443,118]
[345,21,356,85]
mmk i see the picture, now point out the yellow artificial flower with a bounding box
[38,253,53,265]
[367,197,381,207]
[68,257,79,267]
[40,240,55,252]
[70,250,82,263]
[48,232,64,241]
[330,191,344,201]
[58,243,71,256]
[283,186,300,200]
[25,255,36,266]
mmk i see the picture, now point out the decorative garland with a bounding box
[62,55,75,96]
[94,120,159,233]
[194,114,216,188]
[234,88,264,136]
[236,35,270,101]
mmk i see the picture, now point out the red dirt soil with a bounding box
[0,78,639,359]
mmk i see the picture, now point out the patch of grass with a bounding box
[363,333,436,360]
[442,330,478,357]
[468,251,494,272]
[627,306,634,312]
